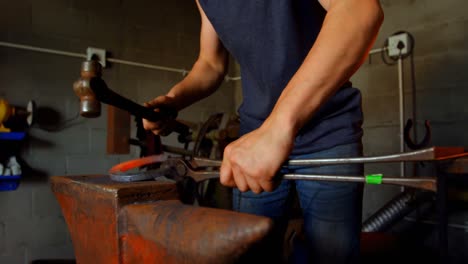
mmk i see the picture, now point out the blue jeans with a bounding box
[233,142,363,264]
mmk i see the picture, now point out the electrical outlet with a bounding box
[86,47,107,67]
[387,33,410,57]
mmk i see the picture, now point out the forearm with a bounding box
[265,0,383,136]
[166,57,227,111]
[166,0,229,111]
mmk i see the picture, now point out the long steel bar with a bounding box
[193,147,468,168]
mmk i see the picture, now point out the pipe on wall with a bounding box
[0,41,388,83]
[0,41,242,81]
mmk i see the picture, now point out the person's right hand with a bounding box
[142,95,179,136]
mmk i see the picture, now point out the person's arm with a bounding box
[220,0,384,193]
[143,0,228,133]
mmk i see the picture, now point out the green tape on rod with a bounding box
[366,174,383,184]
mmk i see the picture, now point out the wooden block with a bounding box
[107,105,130,154]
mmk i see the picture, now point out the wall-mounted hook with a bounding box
[404,119,431,150]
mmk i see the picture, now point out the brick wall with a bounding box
[353,0,468,262]
[1,0,468,262]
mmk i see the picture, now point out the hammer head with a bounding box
[73,60,102,118]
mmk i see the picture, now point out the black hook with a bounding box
[404,119,431,150]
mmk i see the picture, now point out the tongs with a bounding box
[108,147,468,192]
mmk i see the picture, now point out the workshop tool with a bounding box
[51,174,274,264]
[0,98,13,132]
[0,98,35,132]
[72,60,101,118]
[109,147,468,192]
[73,60,190,140]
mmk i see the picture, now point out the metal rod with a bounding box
[0,41,241,81]
[0,41,386,82]
[193,147,468,168]
[398,55,406,192]
[286,147,463,166]
[283,174,436,192]
[0,41,86,59]
[368,47,387,55]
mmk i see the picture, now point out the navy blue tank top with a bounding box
[199,0,363,155]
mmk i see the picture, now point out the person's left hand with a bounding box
[220,121,295,193]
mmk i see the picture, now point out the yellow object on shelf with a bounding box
[0,98,13,132]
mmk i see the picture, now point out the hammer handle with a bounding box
[89,78,190,137]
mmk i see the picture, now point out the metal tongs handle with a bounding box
[193,147,467,168]
[182,159,437,191]
[282,174,436,192]
[189,147,468,192]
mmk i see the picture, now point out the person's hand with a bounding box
[220,120,295,193]
[142,95,179,136]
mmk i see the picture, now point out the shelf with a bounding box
[0,175,21,191]
[0,132,25,191]
[0,132,26,140]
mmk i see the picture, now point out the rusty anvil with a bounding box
[51,175,274,264]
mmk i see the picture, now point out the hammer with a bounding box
[73,60,190,141]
